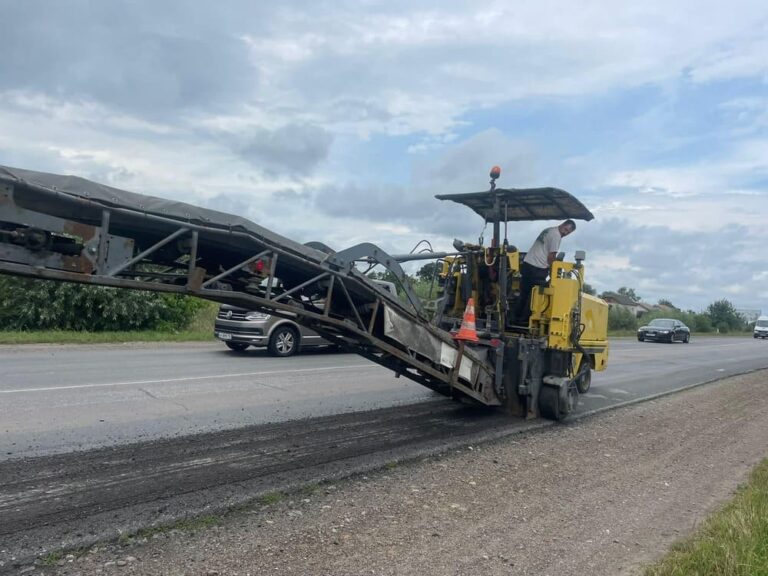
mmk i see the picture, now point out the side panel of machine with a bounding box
[579,292,609,371]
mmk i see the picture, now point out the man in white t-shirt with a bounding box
[513,219,576,326]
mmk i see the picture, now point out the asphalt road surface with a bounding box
[1,336,767,567]
[1,337,767,460]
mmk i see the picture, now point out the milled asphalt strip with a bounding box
[236,364,768,545]
[373,361,768,457]
[0,364,375,394]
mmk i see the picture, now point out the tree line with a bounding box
[605,292,749,333]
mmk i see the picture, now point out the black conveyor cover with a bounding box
[0,164,326,263]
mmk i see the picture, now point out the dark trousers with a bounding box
[514,262,549,324]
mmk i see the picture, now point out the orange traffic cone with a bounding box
[454,298,479,342]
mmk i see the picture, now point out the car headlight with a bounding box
[245,312,271,320]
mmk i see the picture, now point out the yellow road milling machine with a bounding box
[0,164,608,420]
[429,167,609,419]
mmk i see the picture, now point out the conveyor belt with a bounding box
[0,165,497,404]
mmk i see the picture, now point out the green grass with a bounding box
[119,514,223,545]
[0,329,216,345]
[257,491,286,505]
[298,483,321,496]
[645,458,768,576]
[40,550,65,566]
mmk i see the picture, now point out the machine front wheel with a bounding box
[576,367,592,394]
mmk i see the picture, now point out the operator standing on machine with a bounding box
[514,219,576,325]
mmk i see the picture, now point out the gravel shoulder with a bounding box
[41,370,768,576]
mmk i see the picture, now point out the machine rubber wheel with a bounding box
[637,336,644,342]
[683,334,690,343]
[539,384,576,421]
[225,342,249,352]
[268,326,299,357]
[576,367,592,394]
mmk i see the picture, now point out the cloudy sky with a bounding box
[1,0,767,313]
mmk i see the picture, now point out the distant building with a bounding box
[601,291,645,317]
[636,302,655,317]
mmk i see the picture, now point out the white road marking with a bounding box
[606,388,631,395]
[0,364,375,394]
[701,342,762,348]
[582,393,607,399]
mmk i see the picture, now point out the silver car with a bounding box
[213,279,398,356]
[214,305,329,356]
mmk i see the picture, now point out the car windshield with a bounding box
[757,320,768,327]
[648,319,675,328]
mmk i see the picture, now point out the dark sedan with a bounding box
[637,318,690,343]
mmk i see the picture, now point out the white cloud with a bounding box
[593,200,654,212]
[242,35,319,64]
[724,284,748,295]
[589,254,641,272]
[601,131,768,231]
[688,28,768,83]
[50,0,759,143]
[1,91,174,135]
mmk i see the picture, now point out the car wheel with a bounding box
[268,326,299,357]
[683,333,690,343]
[637,335,644,342]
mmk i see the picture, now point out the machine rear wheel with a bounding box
[539,384,576,421]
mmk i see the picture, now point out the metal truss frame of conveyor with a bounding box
[0,178,497,404]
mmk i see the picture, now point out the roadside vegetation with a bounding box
[645,458,768,576]
[0,270,755,344]
[607,297,751,335]
[0,276,218,344]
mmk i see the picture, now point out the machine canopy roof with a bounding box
[435,188,594,222]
